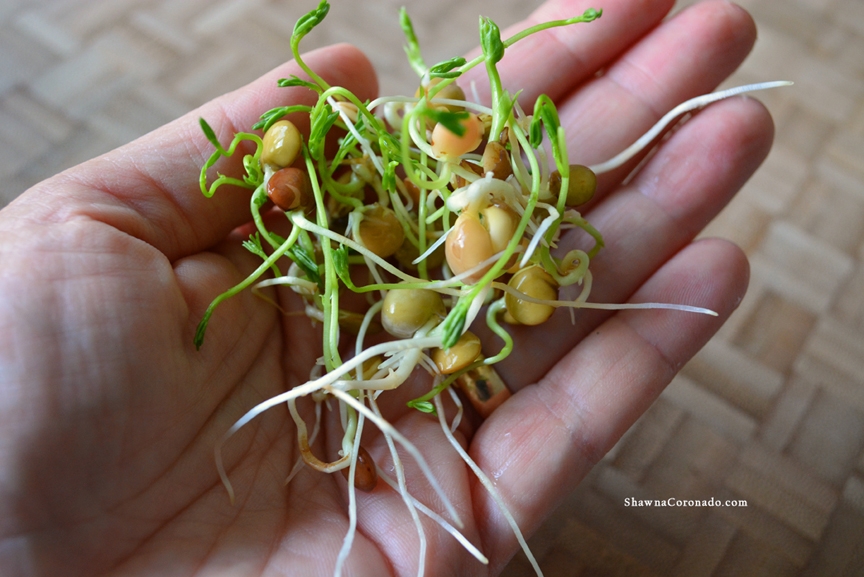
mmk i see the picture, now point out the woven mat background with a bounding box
[2,0,863,575]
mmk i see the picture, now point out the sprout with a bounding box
[192,3,790,576]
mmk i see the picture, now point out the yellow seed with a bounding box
[480,203,519,254]
[261,120,301,168]
[416,78,466,112]
[445,211,493,282]
[432,331,482,374]
[381,287,446,338]
[333,101,359,123]
[431,113,483,160]
[548,165,597,207]
[357,204,404,258]
[355,355,382,380]
[505,265,558,326]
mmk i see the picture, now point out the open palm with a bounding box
[0,0,774,575]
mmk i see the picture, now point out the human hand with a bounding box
[0,0,773,575]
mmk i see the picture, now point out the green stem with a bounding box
[194,225,301,349]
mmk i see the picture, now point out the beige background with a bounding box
[2,0,863,575]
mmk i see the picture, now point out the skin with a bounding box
[0,0,773,575]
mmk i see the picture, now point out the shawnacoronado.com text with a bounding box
[624,498,748,507]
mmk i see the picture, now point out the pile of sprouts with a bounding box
[195,2,790,574]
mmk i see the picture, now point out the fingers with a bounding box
[474,238,748,570]
[461,0,676,105]
[492,84,774,389]
[30,44,378,262]
[562,0,757,172]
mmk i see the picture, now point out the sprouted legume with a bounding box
[195,2,790,575]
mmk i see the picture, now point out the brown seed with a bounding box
[357,204,404,258]
[454,364,512,418]
[341,445,378,492]
[481,141,512,181]
[394,236,445,272]
[403,177,422,205]
[432,331,482,374]
[267,167,312,211]
[338,310,381,336]
[452,160,483,190]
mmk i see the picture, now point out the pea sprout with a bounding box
[194,2,791,575]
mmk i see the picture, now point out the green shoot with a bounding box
[479,16,509,142]
[429,57,467,79]
[291,0,331,90]
[400,7,426,77]
[198,118,265,197]
[252,105,312,132]
[194,226,301,349]
[278,75,323,92]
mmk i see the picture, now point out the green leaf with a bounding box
[288,243,321,286]
[199,118,222,151]
[574,7,602,23]
[242,154,263,188]
[194,308,213,350]
[293,0,329,40]
[407,400,437,414]
[332,244,356,291]
[308,103,340,159]
[529,115,543,149]
[251,104,312,132]
[480,16,504,65]
[378,131,401,158]
[422,108,469,137]
[242,233,266,258]
[538,96,561,138]
[400,7,426,77]
[530,94,561,153]
[277,75,321,92]
[429,57,466,79]
[252,184,270,209]
[441,297,469,349]
[382,159,399,193]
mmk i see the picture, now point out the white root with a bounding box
[333,392,367,577]
[326,386,462,527]
[589,81,794,174]
[368,394,427,577]
[435,391,544,576]
[493,276,717,316]
[215,335,443,502]
[377,468,488,565]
